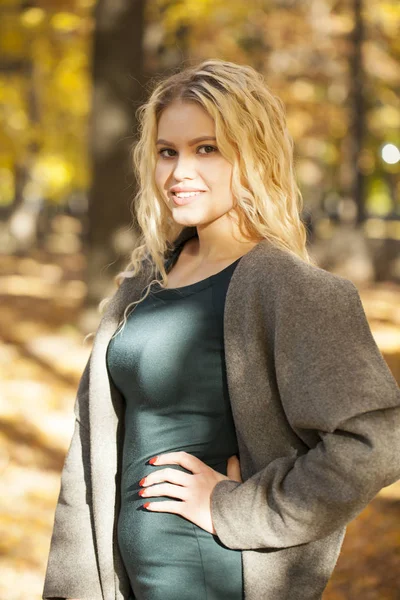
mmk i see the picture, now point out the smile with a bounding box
[173,191,204,198]
[172,191,205,206]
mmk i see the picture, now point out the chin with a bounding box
[171,216,201,228]
[170,208,202,224]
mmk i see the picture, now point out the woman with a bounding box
[43,59,400,600]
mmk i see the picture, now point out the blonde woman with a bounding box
[43,59,400,600]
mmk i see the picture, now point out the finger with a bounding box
[226,464,241,481]
[142,467,192,488]
[143,500,184,514]
[227,455,243,482]
[140,483,188,501]
[150,451,204,474]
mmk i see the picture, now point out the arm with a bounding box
[210,272,400,550]
[42,356,103,600]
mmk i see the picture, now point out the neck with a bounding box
[188,216,259,263]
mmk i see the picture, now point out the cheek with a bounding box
[211,163,233,195]
[154,162,167,189]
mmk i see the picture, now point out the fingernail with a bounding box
[139,477,146,486]
[149,456,158,465]
[143,502,150,509]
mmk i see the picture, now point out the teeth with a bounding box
[174,191,203,198]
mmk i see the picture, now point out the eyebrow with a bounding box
[156,136,217,146]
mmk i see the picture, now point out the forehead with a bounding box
[157,100,215,137]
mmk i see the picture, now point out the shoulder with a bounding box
[239,239,360,310]
[237,241,375,361]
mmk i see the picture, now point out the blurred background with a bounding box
[0,0,399,598]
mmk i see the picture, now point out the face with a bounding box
[155,100,236,228]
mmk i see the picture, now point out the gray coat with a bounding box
[43,226,400,600]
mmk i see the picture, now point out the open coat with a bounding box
[43,226,400,600]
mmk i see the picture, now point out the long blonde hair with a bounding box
[88,58,316,343]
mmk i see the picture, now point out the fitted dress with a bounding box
[106,247,244,600]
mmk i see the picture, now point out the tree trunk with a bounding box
[86,0,146,306]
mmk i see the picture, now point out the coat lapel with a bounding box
[88,269,149,597]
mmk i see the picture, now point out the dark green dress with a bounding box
[106,248,244,600]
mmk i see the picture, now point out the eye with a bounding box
[158,148,176,158]
[198,145,218,154]
[157,145,218,158]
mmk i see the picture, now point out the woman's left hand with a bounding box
[139,451,243,535]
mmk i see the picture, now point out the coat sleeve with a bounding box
[210,270,400,550]
[42,354,103,600]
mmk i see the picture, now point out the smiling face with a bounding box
[155,100,237,229]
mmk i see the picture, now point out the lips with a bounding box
[170,187,207,194]
[172,191,204,206]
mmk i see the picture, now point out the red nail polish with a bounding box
[139,477,146,486]
[143,502,150,509]
[138,489,145,496]
[149,456,158,465]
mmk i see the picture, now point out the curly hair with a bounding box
[85,58,316,344]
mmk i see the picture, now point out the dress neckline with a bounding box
[150,256,243,298]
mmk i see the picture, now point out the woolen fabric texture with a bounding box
[42,226,400,600]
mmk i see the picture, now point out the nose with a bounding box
[171,153,197,180]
